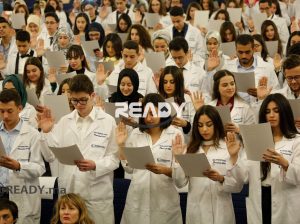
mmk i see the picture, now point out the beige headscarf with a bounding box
[26,14,42,35]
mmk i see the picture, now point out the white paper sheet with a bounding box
[233,72,256,92]
[208,19,224,32]
[107,84,117,95]
[56,72,75,85]
[288,99,300,119]
[175,153,211,177]
[220,42,236,57]
[145,13,160,28]
[239,123,274,161]
[81,40,101,57]
[39,177,57,200]
[49,145,84,165]
[44,95,70,122]
[265,40,278,58]
[227,8,242,25]
[11,13,25,29]
[104,102,122,123]
[144,52,166,73]
[94,61,115,73]
[117,33,128,44]
[123,146,155,169]
[45,51,66,69]
[194,10,209,28]
[215,105,232,125]
[252,12,267,34]
[26,88,40,107]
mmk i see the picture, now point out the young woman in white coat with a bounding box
[235,93,300,224]
[158,66,195,138]
[116,93,183,224]
[172,105,245,224]
[208,69,256,133]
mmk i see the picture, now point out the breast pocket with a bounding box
[14,146,30,162]
[154,145,173,167]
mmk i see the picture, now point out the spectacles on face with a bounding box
[70,98,89,105]
[285,75,300,82]
[45,21,57,25]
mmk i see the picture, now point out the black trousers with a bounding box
[262,186,271,224]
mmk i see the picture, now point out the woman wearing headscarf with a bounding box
[109,68,144,104]
[2,74,37,128]
[109,68,143,178]
[26,14,42,49]
[52,27,74,56]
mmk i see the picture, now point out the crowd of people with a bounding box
[0,0,299,223]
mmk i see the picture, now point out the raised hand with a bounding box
[96,63,108,85]
[273,53,282,71]
[48,67,57,83]
[115,122,128,147]
[191,91,205,111]
[37,106,55,133]
[257,76,272,100]
[36,39,45,57]
[172,134,186,155]
[226,132,241,165]
[207,50,220,71]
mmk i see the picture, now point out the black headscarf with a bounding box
[85,22,105,48]
[109,68,143,104]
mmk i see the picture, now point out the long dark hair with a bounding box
[23,57,45,98]
[220,21,237,43]
[212,69,237,100]
[259,93,299,181]
[187,105,225,153]
[116,13,132,33]
[139,93,172,132]
[66,45,90,72]
[127,24,154,51]
[158,66,185,106]
[252,34,269,62]
[186,2,202,21]
[261,20,283,55]
[102,33,123,59]
[73,12,90,35]
[286,31,300,54]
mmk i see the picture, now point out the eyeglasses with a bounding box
[45,21,57,25]
[285,75,300,82]
[70,98,89,105]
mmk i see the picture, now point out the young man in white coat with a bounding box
[38,74,119,224]
[0,89,45,224]
[256,54,300,129]
[164,6,205,66]
[99,40,157,97]
[223,34,280,103]
[167,37,210,102]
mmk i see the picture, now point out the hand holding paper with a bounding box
[239,123,274,161]
[262,149,289,171]
[123,146,156,169]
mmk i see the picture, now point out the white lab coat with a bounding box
[224,56,280,103]
[27,78,53,105]
[164,23,205,65]
[42,107,119,224]
[237,135,300,224]
[208,96,256,125]
[121,126,183,224]
[107,61,157,96]
[272,85,298,99]
[20,102,37,128]
[6,122,45,224]
[166,60,210,102]
[172,140,245,224]
[269,15,289,53]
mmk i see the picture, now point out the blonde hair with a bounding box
[51,193,94,224]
